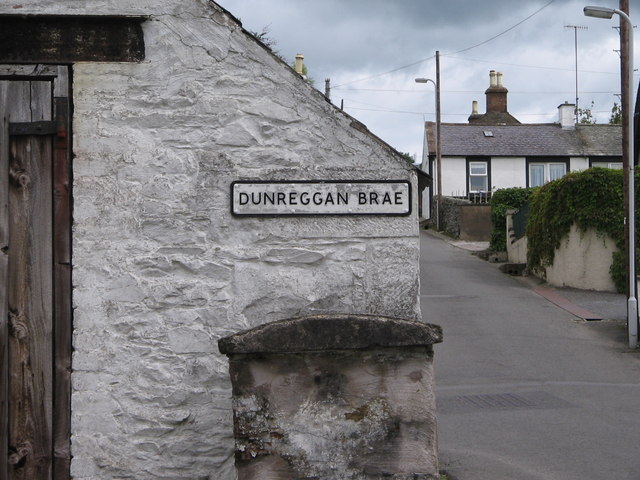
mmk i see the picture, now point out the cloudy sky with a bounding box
[216,0,639,161]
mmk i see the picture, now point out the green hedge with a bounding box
[526,168,630,292]
[490,187,536,251]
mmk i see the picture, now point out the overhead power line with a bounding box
[332,55,435,88]
[446,0,555,55]
[333,0,555,88]
[444,55,619,76]
[346,105,613,117]
[336,88,615,94]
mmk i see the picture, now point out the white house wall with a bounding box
[491,157,526,190]
[0,2,421,479]
[570,157,590,172]
[442,156,467,196]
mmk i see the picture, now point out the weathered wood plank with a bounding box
[0,81,10,480]
[0,16,146,63]
[0,65,58,80]
[5,82,31,123]
[0,80,32,480]
[29,81,52,122]
[8,134,54,479]
[0,69,69,480]
[52,92,71,480]
[53,67,68,99]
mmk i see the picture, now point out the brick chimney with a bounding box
[486,70,509,114]
[468,70,520,125]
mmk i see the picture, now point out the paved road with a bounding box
[420,230,640,480]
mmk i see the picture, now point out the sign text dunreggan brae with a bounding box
[231,181,411,216]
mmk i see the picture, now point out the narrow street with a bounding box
[421,230,640,480]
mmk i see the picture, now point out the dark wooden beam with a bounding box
[0,16,145,63]
[9,121,57,136]
[52,92,72,480]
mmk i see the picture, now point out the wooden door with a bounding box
[0,66,71,480]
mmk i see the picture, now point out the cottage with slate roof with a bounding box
[421,71,622,199]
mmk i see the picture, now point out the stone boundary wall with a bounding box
[219,315,443,480]
[506,212,618,291]
[543,225,617,292]
[439,197,471,238]
[440,197,490,241]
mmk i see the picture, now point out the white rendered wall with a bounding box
[543,226,617,292]
[0,2,422,479]
[441,157,466,196]
[491,157,526,190]
[570,157,590,172]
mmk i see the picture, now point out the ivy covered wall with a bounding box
[491,168,637,293]
[526,168,631,292]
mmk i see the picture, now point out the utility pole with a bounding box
[435,50,442,232]
[620,0,637,347]
[620,0,632,306]
[585,2,636,347]
[565,24,588,123]
[324,78,331,101]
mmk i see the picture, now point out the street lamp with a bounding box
[584,5,637,348]
[415,75,442,231]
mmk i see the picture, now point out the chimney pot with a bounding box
[497,72,503,88]
[294,54,305,75]
[489,70,497,87]
[472,100,478,115]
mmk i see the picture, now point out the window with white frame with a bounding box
[469,161,488,192]
[528,162,567,187]
[591,161,623,169]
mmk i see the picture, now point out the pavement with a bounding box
[432,228,628,325]
[420,229,640,480]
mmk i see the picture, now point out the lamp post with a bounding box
[584,5,637,348]
[416,73,442,231]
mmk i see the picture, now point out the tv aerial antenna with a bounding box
[565,25,588,122]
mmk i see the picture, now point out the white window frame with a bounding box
[468,161,488,193]
[548,163,566,182]
[528,162,567,187]
[591,161,623,169]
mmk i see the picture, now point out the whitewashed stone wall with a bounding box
[1,1,422,478]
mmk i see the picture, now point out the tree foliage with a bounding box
[577,101,596,124]
[577,101,623,125]
[609,102,622,125]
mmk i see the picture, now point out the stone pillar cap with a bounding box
[218,314,443,355]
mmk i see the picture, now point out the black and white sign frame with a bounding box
[231,180,412,217]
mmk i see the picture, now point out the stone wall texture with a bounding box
[0,1,422,479]
[439,196,472,238]
[220,315,442,480]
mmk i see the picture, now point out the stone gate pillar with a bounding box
[218,314,443,480]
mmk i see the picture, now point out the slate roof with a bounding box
[426,122,622,158]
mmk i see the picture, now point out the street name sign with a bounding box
[231,180,411,216]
